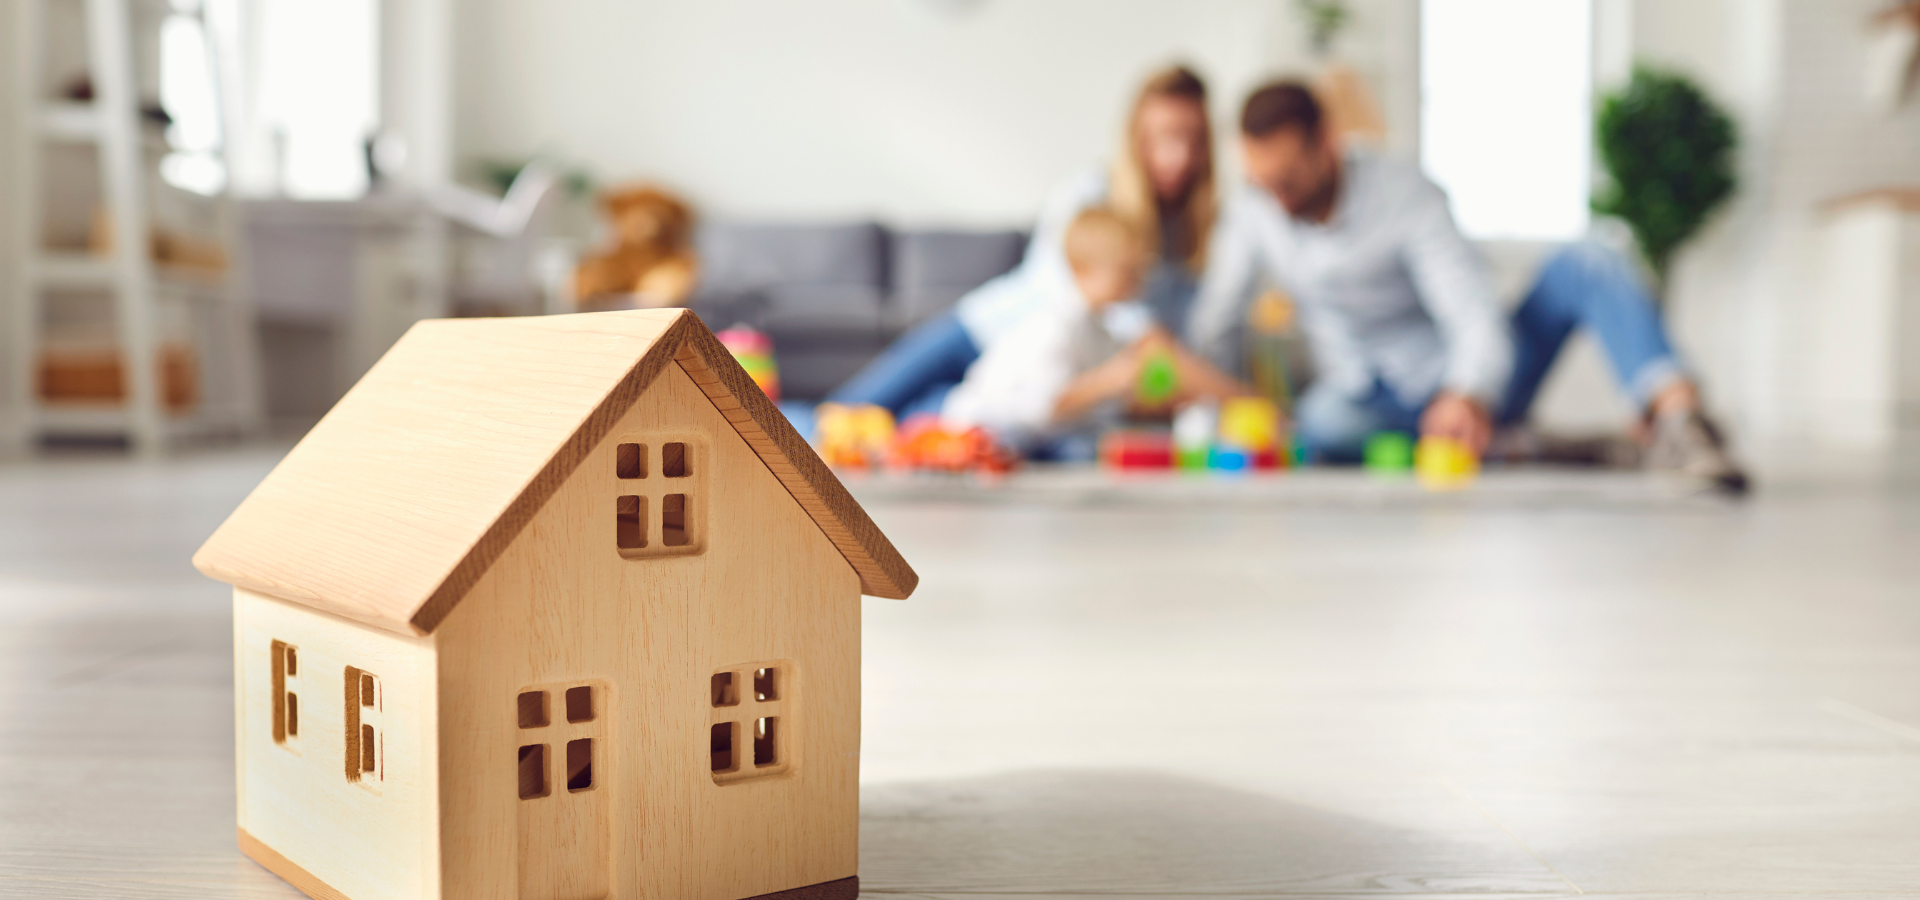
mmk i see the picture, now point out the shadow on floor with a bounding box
[859,769,1570,897]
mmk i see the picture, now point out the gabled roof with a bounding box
[194,309,916,636]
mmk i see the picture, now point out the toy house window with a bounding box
[270,640,299,745]
[710,722,735,773]
[662,442,689,477]
[711,672,738,707]
[710,661,790,784]
[613,436,705,558]
[753,717,779,766]
[518,744,548,799]
[518,690,549,728]
[566,686,595,722]
[662,494,688,546]
[567,739,594,791]
[345,666,382,786]
[617,495,647,549]
[616,443,646,479]
[517,682,604,800]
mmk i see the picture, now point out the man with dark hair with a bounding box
[1188,80,1746,492]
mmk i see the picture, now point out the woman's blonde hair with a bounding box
[1107,64,1217,273]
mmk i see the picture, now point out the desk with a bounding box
[242,196,448,416]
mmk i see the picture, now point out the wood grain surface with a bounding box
[431,362,862,900]
[193,310,915,641]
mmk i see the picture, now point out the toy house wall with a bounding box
[234,588,440,900]
[433,361,863,900]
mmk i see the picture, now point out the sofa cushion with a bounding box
[758,285,889,345]
[774,348,891,402]
[696,220,889,292]
[889,228,1027,327]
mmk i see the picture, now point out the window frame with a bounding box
[709,660,794,785]
[344,665,383,789]
[270,639,300,750]
[515,681,609,802]
[608,433,709,559]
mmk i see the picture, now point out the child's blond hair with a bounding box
[1062,207,1148,273]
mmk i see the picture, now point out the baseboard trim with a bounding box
[743,875,859,900]
[238,826,352,900]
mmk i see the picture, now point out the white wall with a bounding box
[1637,0,1920,446]
[451,0,1417,226]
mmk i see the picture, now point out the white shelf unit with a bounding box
[6,0,262,454]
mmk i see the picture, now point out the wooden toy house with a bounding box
[193,309,917,900]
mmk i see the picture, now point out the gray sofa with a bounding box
[690,221,1028,401]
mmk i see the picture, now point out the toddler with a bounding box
[942,208,1250,455]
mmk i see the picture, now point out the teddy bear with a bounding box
[572,184,700,309]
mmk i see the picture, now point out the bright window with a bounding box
[1420,0,1593,241]
[252,0,379,198]
[157,1,226,195]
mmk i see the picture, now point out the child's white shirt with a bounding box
[941,295,1153,439]
[953,168,1107,348]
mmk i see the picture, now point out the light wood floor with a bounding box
[1,446,1916,899]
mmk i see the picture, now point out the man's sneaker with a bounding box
[1646,410,1750,495]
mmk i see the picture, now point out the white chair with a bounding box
[430,161,565,317]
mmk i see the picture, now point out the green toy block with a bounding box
[1137,351,1177,404]
[1363,430,1415,472]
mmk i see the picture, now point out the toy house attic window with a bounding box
[662,442,689,477]
[613,438,701,556]
[617,495,646,549]
[616,443,646,479]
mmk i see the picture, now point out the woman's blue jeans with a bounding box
[1296,242,1686,461]
[825,261,1196,420]
[824,312,978,419]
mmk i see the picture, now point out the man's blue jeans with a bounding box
[1296,242,1686,461]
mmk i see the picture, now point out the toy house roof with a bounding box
[193,309,916,636]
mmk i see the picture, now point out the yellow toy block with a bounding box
[1217,397,1282,452]
[1415,435,1479,490]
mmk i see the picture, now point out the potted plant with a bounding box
[1591,66,1738,298]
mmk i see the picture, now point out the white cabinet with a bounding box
[1811,190,1920,449]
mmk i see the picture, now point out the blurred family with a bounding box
[941,208,1251,458]
[834,65,1748,492]
[828,67,1219,419]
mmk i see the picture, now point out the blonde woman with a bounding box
[828,64,1219,417]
